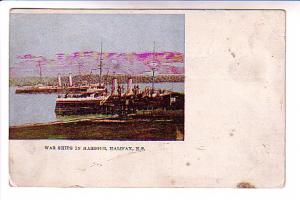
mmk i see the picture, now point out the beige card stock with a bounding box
[9,9,285,188]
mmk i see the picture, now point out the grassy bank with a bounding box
[9,113,184,141]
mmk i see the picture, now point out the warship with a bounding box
[15,73,90,94]
[55,42,184,116]
[15,53,98,94]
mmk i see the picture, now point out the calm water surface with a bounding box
[10,82,184,126]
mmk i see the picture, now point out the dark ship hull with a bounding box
[15,86,90,94]
[55,92,184,116]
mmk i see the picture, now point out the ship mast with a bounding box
[99,42,103,86]
[78,62,82,76]
[37,60,42,84]
[151,41,156,92]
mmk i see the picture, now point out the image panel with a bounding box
[9,12,185,141]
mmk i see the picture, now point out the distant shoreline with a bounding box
[10,74,184,87]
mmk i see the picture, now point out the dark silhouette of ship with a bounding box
[15,78,89,94]
[15,47,103,94]
[55,42,184,116]
[55,77,184,116]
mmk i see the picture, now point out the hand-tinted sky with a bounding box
[10,13,184,65]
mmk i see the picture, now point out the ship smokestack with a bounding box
[58,73,62,87]
[69,73,73,87]
[111,78,118,95]
[127,78,133,94]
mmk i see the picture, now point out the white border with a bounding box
[1,1,299,200]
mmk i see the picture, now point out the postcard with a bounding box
[9,9,285,187]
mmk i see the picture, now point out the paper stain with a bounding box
[70,185,84,188]
[196,146,205,150]
[229,129,236,137]
[76,168,87,172]
[106,151,138,162]
[171,179,176,186]
[228,48,236,58]
[89,162,102,168]
[237,182,255,188]
[228,57,265,82]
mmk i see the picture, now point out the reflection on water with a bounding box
[10,82,184,126]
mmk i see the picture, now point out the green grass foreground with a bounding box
[9,114,184,141]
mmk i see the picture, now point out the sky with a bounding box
[10,13,185,66]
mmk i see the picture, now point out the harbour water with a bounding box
[10,82,184,126]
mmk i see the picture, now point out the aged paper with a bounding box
[9,9,285,187]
